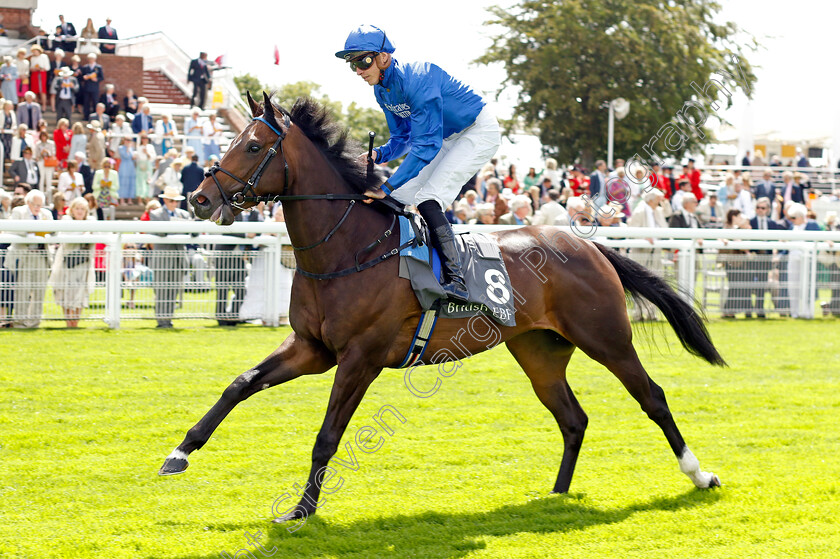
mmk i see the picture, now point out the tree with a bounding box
[478,0,757,168]
[233,73,264,105]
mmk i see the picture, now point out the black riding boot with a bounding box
[418,200,469,302]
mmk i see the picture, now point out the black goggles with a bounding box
[347,53,377,72]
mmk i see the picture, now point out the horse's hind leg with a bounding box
[578,337,721,489]
[506,330,587,494]
[159,333,335,475]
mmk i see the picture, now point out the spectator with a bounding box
[118,136,137,204]
[161,157,186,193]
[9,189,53,328]
[720,209,752,318]
[469,203,495,225]
[588,160,607,202]
[79,53,104,121]
[523,167,540,189]
[597,202,626,227]
[184,107,204,155]
[86,120,106,170]
[0,100,16,156]
[741,150,751,167]
[50,67,78,124]
[0,192,14,328]
[135,133,156,203]
[57,160,84,201]
[47,49,67,108]
[754,169,776,203]
[180,154,204,211]
[821,212,840,317]
[139,198,160,221]
[83,192,102,220]
[109,113,131,154]
[671,178,693,213]
[650,163,670,199]
[786,203,821,318]
[34,130,57,195]
[214,212,247,326]
[503,164,520,194]
[526,185,541,214]
[99,84,119,118]
[0,189,10,218]
[131,103,153,135]
[68,122,86,164]
[748,197,784,318]
[28,44,50,108]
[56,15,77,53]
[148,187,190,328]
[791,172,810,206]
[17,91,42,130]
[498,194,532,225]
[628,189,668,320]
[605,166,631,218]
[92,157,119,220]
[540,158,561,190]
[51,192,67,219]
[696,192,724,228]
[9,146,39,188]
[667,193,700,228]
[0,56,19,104]
[201,113,222,163]
[75,152,94,194]
[50,197,95,328]
[10,124,32,162]
[97,18,118,54]
[531,188,568,226]
[484,177,507,223]
[78,19,100,55]
[732,178,755,220]
[123,88,139,115]
[14,48,30,101]
[88,102,112,130]
[67,54,84,114]
[154,113,178,155]
[684,158,703,200]
[188,52,212,109]
[238,205,267,323]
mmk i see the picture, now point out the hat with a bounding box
[501,187,515,200]
[58,67,74,78]
[171,157,189,168]
[335,24,395,59]
[30,44,43,53]
[159,186,185,201]
[86,120,102,130]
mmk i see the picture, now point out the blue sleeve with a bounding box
[386,72,444,189]
[375,100,410,164]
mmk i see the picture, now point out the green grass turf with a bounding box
[1,319,839,558]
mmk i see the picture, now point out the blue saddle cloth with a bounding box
[397,215,516,327]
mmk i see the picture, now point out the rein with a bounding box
[206,112,416,278]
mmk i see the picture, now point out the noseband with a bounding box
[204,114,292,208]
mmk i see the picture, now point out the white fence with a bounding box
[1,220,839,327]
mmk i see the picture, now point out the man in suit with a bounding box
[74,152,94,194]
[149,187,191,328]
[667,193,700,229]
[56,15,77,52]
[754,170,776,202]
[79,53,104,121]
[188,52,212,109]
[132,104,154,135]
[497,195,533,225]
[741,151,751,166]
[696,192,724,227]
[748,197,784,318]
[628,190,668,320]
[531,188,568,226]
[214,211,247,326]
[87,102,111,130]
[9,147,40,189]
[97,18,118,54]
[10,189,53,328]
[179,155,204,211]
[16,92,42,130]
[588,160,607,202]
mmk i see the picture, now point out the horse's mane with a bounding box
[262,95,383,194]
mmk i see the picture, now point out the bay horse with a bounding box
[160,93,725,522]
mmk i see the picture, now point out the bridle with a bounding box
[203,111,417,277]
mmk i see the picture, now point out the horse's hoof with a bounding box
[271,506,313,523]
[159,457,189,476]
[707,474,721,488]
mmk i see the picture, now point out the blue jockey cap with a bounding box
[335,24,395,60]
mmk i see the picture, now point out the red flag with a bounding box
[214,54,225,66]
[273,45,280,65]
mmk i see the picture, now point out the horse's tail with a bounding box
[594,242,727,367]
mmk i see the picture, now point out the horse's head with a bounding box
[191,91,291,225]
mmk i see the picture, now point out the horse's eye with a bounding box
[248,144,261,153]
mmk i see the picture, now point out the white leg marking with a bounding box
[678,447,720,488]
[166,448,189,461]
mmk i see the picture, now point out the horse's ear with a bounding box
[247,91,261,117]
[262,91,275,115]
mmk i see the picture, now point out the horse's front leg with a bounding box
[159,333,335,475]
[273,349,383,522]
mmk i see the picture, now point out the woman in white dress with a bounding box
[34,129,57,197]
[184,108,204,155]
[49,197,96,327]
[57,160,84,202]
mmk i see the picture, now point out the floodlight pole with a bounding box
[607,100,615,170]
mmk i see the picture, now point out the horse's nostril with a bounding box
[193,194,208,206]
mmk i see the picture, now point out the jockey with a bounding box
[336,24,500,302]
